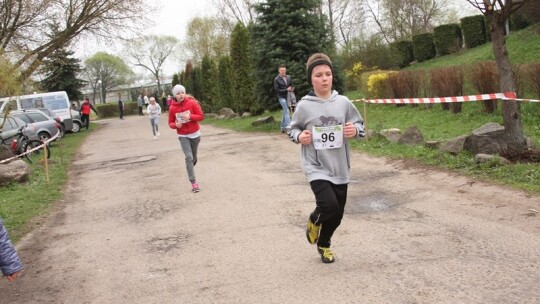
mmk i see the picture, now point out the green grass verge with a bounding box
[0,124,97,242]
[203,101,540,193]
[405,24,540,70]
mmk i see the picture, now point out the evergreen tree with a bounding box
[183,61,194,92]
[189,66,203,107]
[251,0,334,110]
[217,55,234,110]
[172,73,180,87]
[230,22,256,113]
[40,48,85,101]
[200,55,218,111]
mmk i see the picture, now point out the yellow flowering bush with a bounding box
[345,62,363,90]
[367,72,391,98]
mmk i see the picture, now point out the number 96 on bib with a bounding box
[312,125,343,150]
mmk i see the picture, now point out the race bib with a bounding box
[312,125,343,150]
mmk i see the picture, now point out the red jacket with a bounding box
[168,96,204,135]
[80,100,97,115]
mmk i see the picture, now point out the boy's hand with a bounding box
[344,122,357,138]
[299,130,312,145]
[6,271,21,282]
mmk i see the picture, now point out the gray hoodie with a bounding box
[288,90,364,184]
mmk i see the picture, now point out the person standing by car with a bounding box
[79,98,98,131]
[118,94,125,120]
[168,85,204,193]
[0,217,23,282]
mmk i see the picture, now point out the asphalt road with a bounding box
[1,114,539,303]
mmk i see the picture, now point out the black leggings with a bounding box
[81,114,90,130]
[309,180,348,248]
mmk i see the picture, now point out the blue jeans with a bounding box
[278,97,290,131]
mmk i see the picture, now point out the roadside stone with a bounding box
[380,128,401,143]
[217,108,237,119]
[0,159,31,186]
[440,135,468,155]
[425,140,441,149]
[474,153,511,165]
[464,122,507,155]
[251,116,275,127]
[397,125,425,145]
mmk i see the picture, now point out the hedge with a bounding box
[461,15,487,49]
[391,40,414,68]
[412,33,436,62]
[433,23,462,56]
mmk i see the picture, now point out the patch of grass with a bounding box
[405,24,540,71]
[0,124,96,242]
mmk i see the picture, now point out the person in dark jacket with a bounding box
[168,85,204,193]
[79,98,98,131]
[273,64,293,133]
[0,217,23,282]
[118,94,125,120]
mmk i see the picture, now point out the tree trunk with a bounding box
[487,13,526,155]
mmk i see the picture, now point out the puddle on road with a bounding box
[346,192,401,214]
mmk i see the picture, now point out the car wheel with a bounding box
[72,122,81,133]
[38,132,51,143]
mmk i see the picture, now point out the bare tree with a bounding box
[185,17,230,63]
[124,35,179,96]
[0,0,150,81]
[467,0,531,155]
[320,0,368,48]
[211,0,258,29]
[365,0,448,43]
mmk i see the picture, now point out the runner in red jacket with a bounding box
[79,98,98,131]
[168,85,204,193]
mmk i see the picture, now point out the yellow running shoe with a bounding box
[317,246,335,263]
[306,218,321,244]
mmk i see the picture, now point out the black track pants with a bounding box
[309,180,348,248]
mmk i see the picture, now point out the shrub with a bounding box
[430,66,465,113]
[433,23,463,56]
[391,40,414,68]
[461,15,487,49]
[345,62,363,90]
[412,33,436,62]
[367,72,391,99]
[528,63,540,99]
[470,61,499,113]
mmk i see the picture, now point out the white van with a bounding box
[0,91,73,131]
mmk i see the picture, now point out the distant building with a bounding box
[81,78,172,104]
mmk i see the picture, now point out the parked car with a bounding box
[36,108,65,137]
[70,109,82,133]
[0,115,40,154]
[9,109,60,142]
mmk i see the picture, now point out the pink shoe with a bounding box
[191,183,200,193]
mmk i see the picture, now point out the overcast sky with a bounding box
[77,0,216,76]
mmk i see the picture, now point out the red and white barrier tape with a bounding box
[351,92,539,104]
[0,131,60,165]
